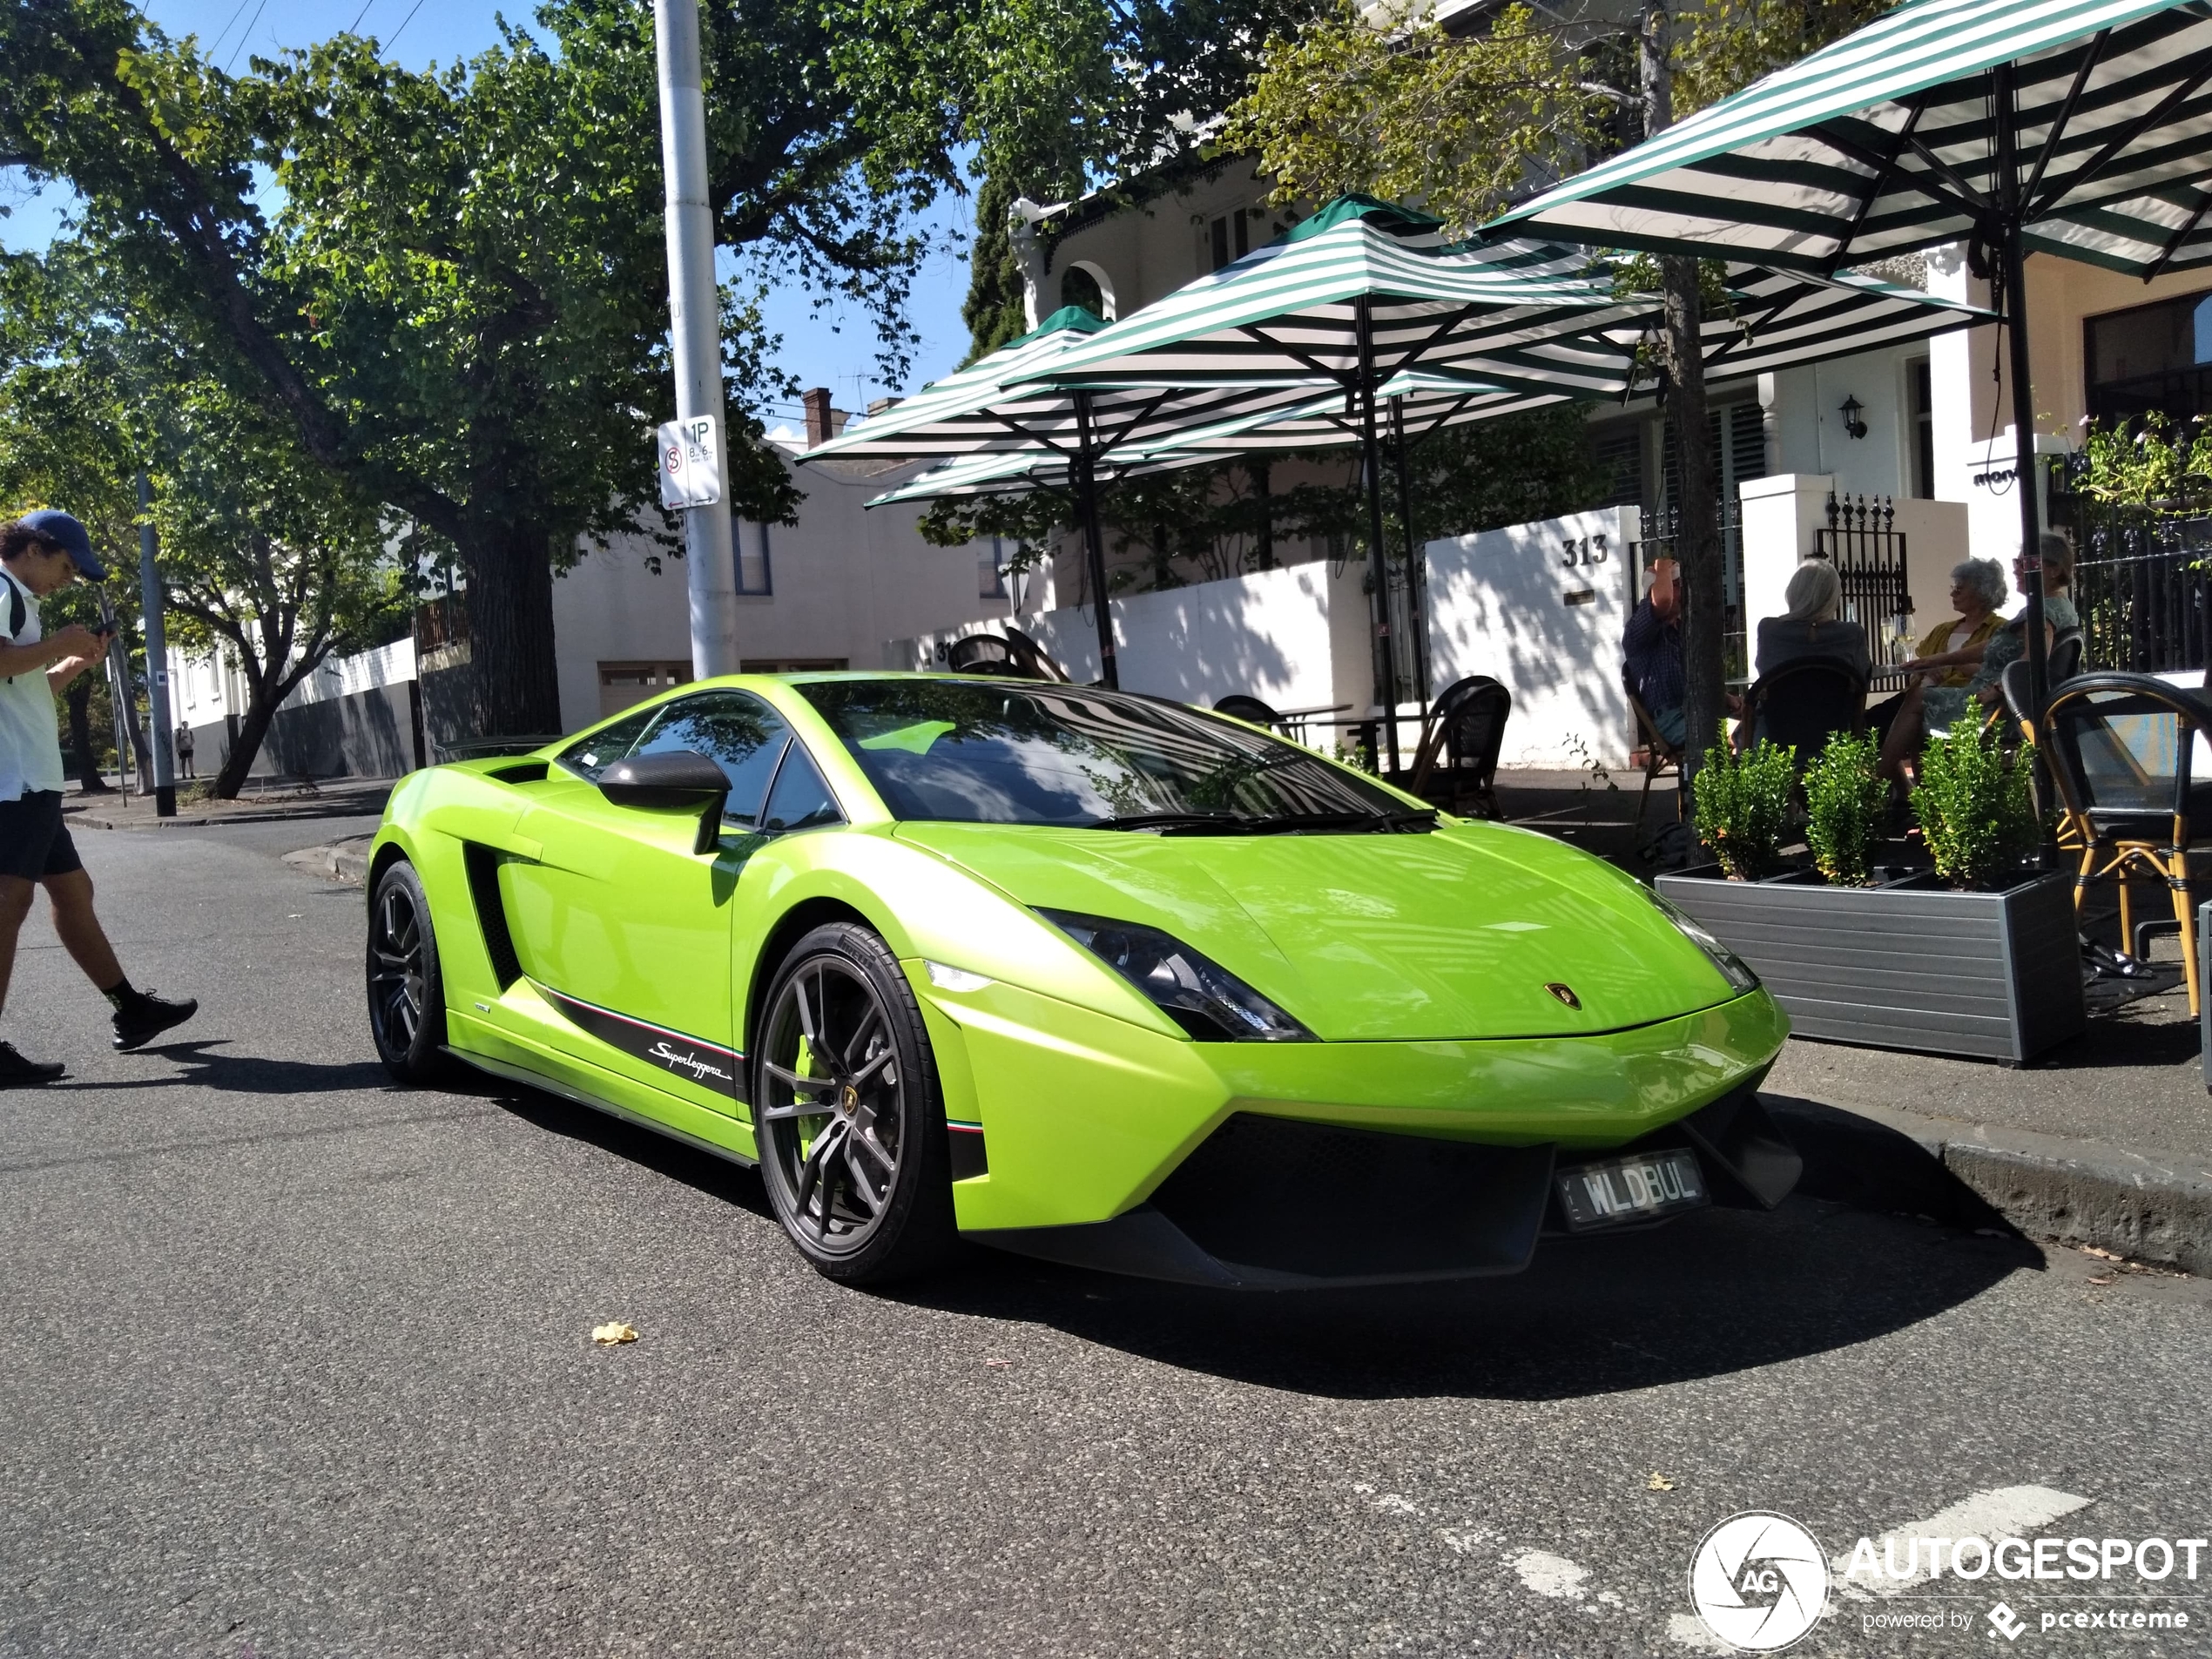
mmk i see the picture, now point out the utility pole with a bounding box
[654,0,742,679]
[1642,0,1724,783]
[137,473,176,817]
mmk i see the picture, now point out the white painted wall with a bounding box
[1423,508,1641,769]
[891,558,1366,719]
[554,448,1024,732]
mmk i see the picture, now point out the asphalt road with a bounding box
[3,824,2209,1658]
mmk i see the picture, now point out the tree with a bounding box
[1224,0,1892,772]
[0,0,981,736]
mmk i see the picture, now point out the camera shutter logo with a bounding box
[1688,1512,1830,1651]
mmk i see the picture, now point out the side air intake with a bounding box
[461,842,523,988]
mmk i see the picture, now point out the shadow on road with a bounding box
[478,1069,2039,1405]
[51,1040,393,1096]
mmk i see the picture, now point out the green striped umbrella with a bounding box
[1488,0,2212,695]
[799,306,1358,687]
[863,447,1215,508]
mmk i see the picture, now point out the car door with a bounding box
[500,689,790,1112]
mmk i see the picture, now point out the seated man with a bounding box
[1623,557,1688,747]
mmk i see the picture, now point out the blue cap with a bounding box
[17,510,106,581]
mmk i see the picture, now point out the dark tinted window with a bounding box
[631,691,791,825]
[556,704,662,782]
[797,679,1408,828]
[760,743,843,834]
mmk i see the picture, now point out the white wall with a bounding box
[891,559,1364,718]
[1424,508,1641,769]
[554,449,1022,732]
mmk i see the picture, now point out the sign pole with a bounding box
[654,0,742,680]
[137,473,176,816]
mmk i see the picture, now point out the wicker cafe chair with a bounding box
[1738,656,1868,765]
[1624,669,1684,828]
[2039,673,2212,1015]
[947,630,1070,682]
[1406,676,1513,819]
[1001,626,1072,684]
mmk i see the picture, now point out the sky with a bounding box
[0,0,977,434]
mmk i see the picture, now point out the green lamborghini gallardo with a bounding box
[364,673,1795,1287]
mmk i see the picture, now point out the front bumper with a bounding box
[908,968,1791,1247]
[970,1083,1800,1289]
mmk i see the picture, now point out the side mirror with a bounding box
[598,750,729,854]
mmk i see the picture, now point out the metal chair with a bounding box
[946,630,1069,682]
[1406,676,1512,819]
[1212,693,1285,731]
[2039,672,2212,1015]
[1624,669,1683,828]
[1002,626,1071,683]
[1738,656,1868,763]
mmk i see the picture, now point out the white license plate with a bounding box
[1555,1148,1709,1231]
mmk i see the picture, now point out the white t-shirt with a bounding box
[0,569,66,802]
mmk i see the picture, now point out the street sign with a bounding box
[656,415,722,509]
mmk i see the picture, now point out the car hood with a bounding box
[894,820,1738,1041]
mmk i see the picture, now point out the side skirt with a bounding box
[443,1044,759,1170]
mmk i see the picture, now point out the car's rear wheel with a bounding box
[753,922,955,1285]
[367,860,454,1086]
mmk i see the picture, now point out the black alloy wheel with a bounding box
[754,922,955,1285]
[366,860,453,1085]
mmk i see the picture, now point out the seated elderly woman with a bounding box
[1878,534,2077,781]
[1755,558,1871,680]
[1863,554,2008,744]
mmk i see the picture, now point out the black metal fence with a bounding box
[2049,457,2212,677]
[1814,493,1916,691]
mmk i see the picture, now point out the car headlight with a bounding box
[1037,909,1315,1042]
[1645,888,1760,995]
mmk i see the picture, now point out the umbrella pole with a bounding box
[1355,298,1402,774]
[1392,399,1430,737]
[1996,67,2050,708]
[1072,391,1119,690]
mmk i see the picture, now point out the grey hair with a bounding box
[2038,530,2074,583]
[1783,558,1842,623]
[1951,556,2007,610]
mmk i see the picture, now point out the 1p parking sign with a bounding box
[656,415,722,509]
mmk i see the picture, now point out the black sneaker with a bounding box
[112,990,199,1052]
[0,1041,66,1086]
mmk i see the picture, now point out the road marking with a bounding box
[1511,1549,1591,1600]
[1833,1485,2094,1595]
[1668,1611,1736,1652]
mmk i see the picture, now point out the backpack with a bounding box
[2,570,27,685]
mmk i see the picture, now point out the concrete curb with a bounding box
[1769,1093,2212,1276]
[281,836,373,887]
[72,807,384,830]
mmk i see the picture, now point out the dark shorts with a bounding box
[0,791,83,882]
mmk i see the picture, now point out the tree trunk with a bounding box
[63,676,111,792]
[212,683,280,799]
[458,521,563,738]
[1642,0,1725,780]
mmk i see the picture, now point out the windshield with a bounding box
[797,678,1426,831]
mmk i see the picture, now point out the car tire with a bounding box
[366,859,455,1087]
[752,921,957,1285]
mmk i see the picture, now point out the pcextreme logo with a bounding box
[1688,1512,1830,1652]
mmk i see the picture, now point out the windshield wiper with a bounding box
[1244,808,1440,834]
[1086,811,1252,833]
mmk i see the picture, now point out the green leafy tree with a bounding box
[0,0,981,736]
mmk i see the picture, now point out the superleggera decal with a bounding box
[536,981,745,1101]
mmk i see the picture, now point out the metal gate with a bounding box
[1813,493,1915,691]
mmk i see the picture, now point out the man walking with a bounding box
[0,511,196,1085]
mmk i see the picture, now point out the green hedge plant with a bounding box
[1912,724,2039,889]
[1691,725,1797,880]
[1802,732,1887,887]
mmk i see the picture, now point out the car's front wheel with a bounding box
[753,922,956,1285]
[367,859,454,1086]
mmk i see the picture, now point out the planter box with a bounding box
[1656,868,2085,1065]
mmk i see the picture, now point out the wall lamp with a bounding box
[1840,395,1869,440]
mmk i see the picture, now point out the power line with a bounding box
[384,0,430,54]
[347,1,378,34]
[206,0,253,64]
[223,0,268,74]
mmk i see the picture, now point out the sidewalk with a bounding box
[64,775,396,830]
[1489,765,2211,1273]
